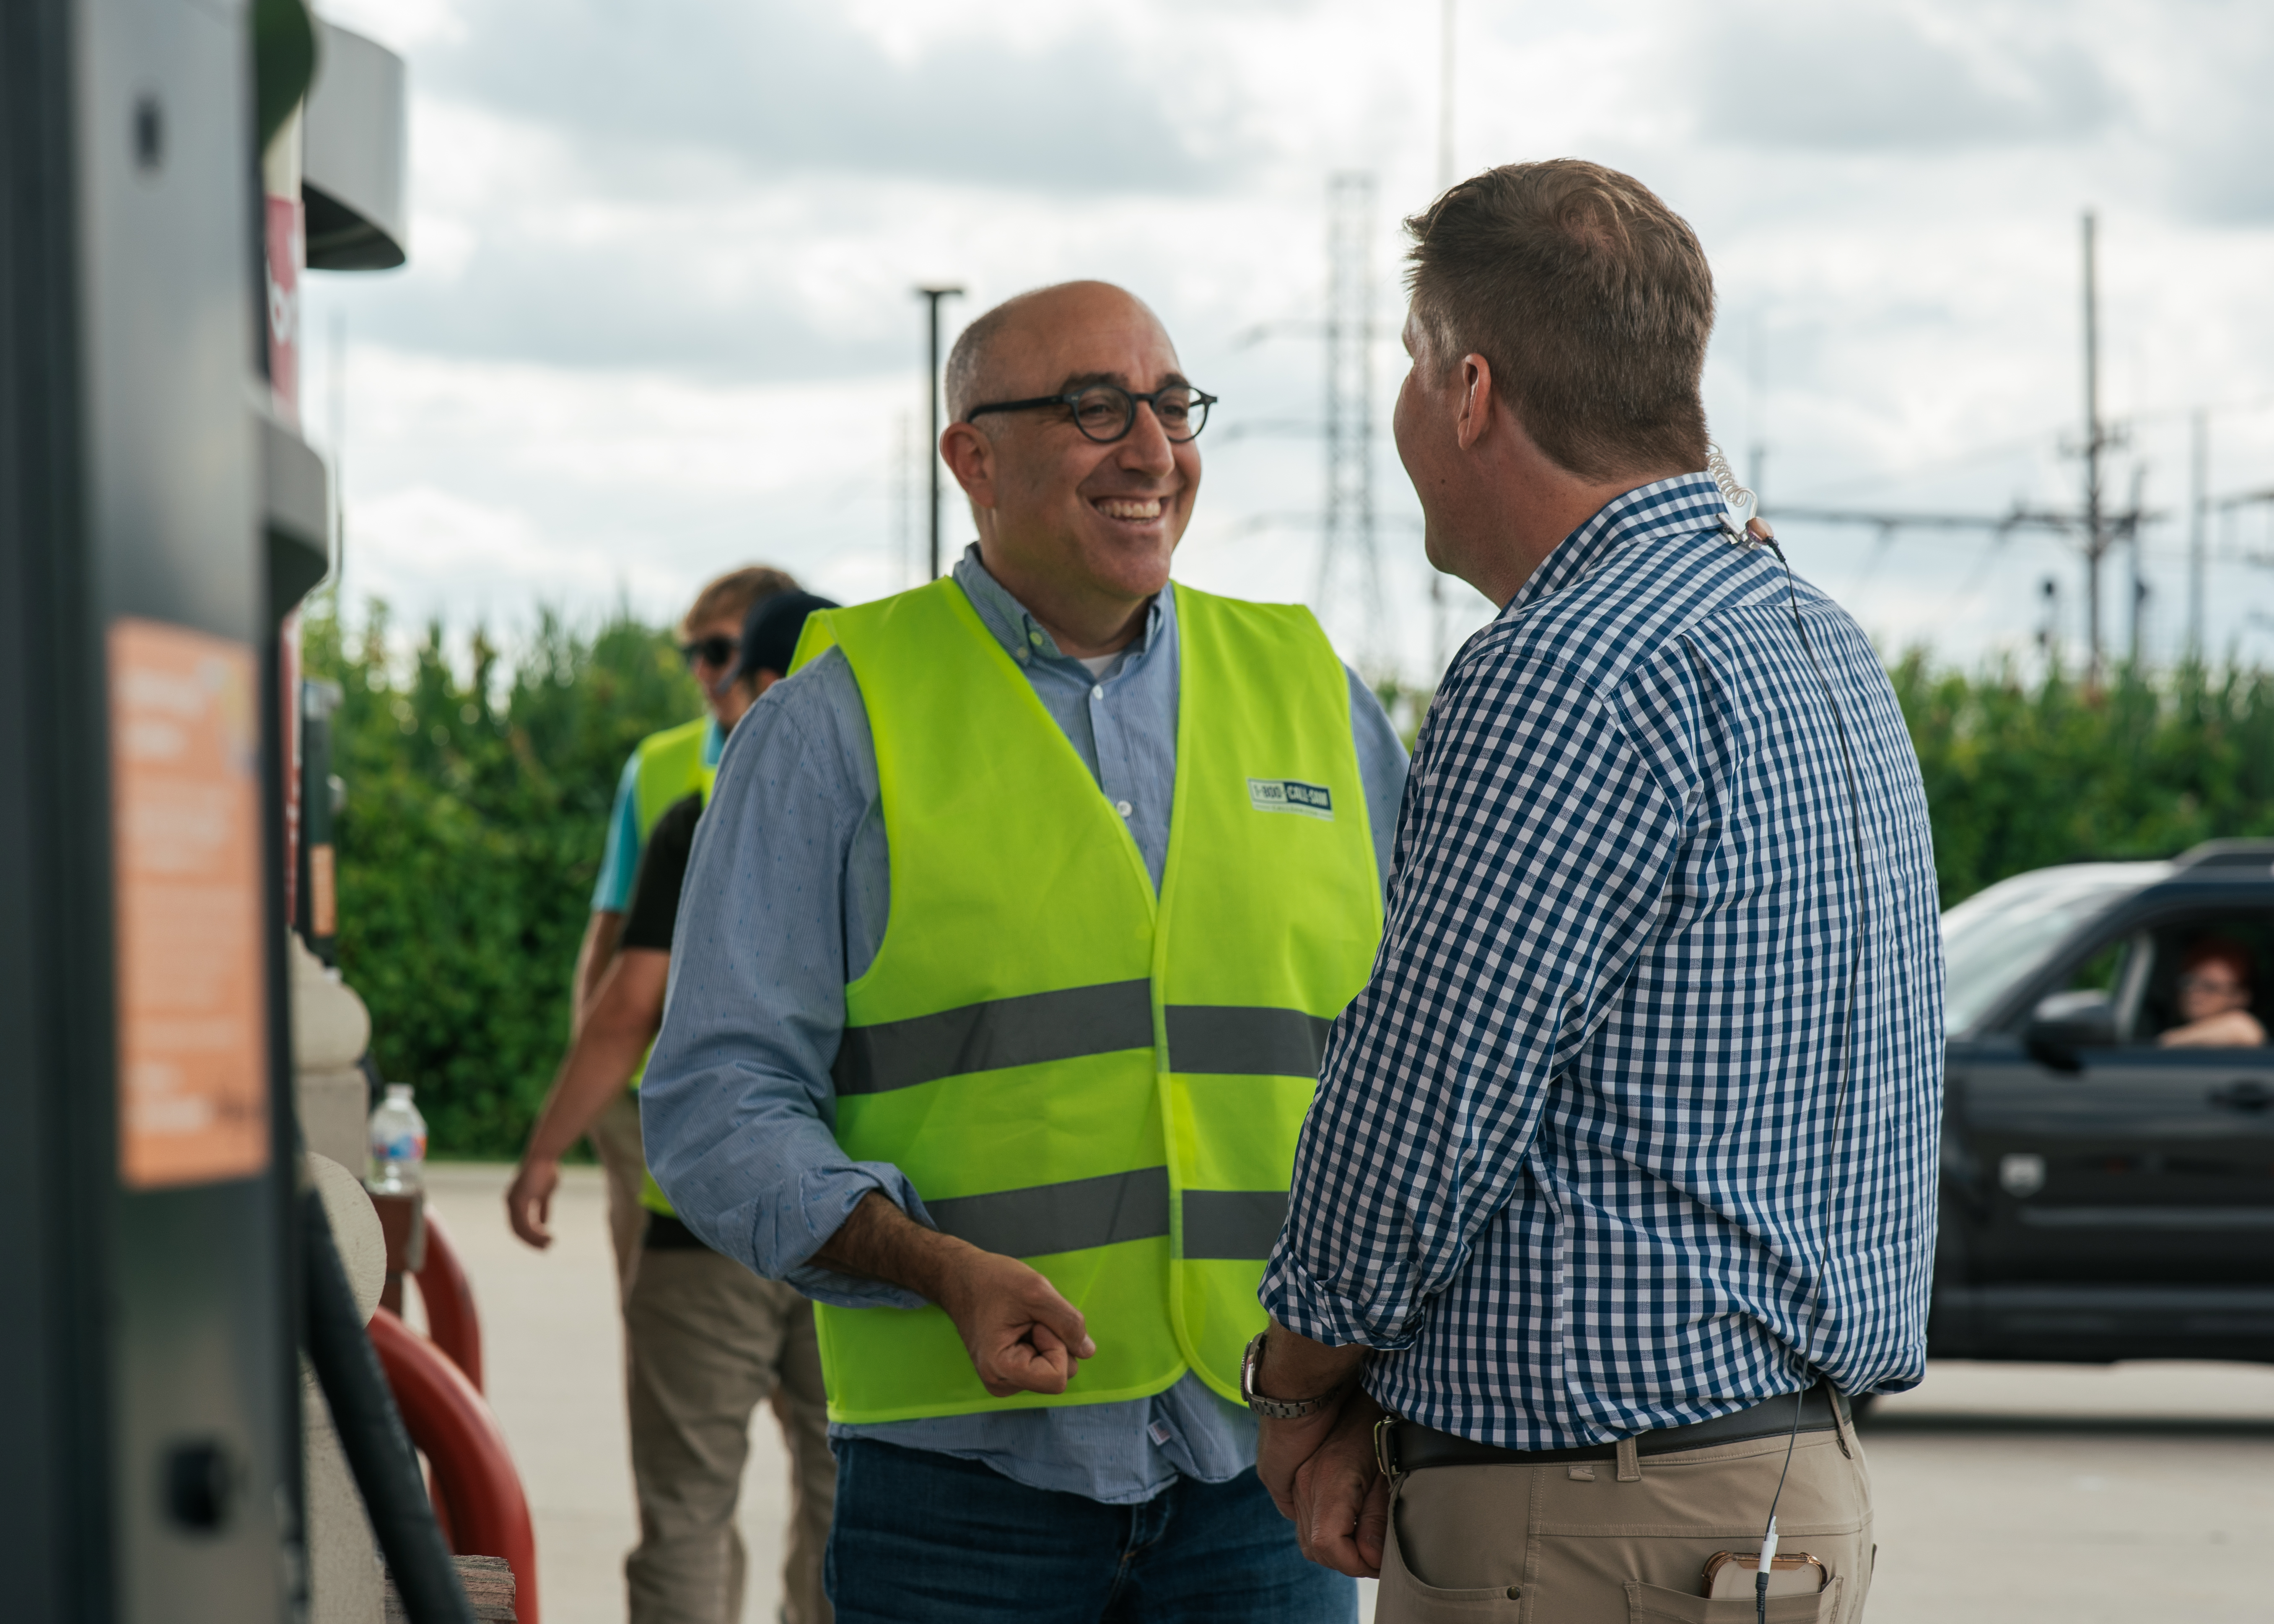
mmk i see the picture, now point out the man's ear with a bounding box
[941,421,998,511]
[1455,354,1496,453]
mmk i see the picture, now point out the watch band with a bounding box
[1239,1330,1346,1420]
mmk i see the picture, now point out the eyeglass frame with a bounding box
[962,381,1219,445]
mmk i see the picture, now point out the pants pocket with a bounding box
[1375,1511,1524,1623]
[1625,1575,1845,1623]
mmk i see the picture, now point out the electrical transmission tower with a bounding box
[1768,210,2151,684]
[1317,171,1385,664]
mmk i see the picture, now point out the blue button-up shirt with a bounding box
[1262,474,1945,1449]
[643,545,1409,1502]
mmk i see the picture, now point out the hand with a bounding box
[933,1248,1100,1397]
[809,1190,1101,1396]
[505,1158,560,1249]
[1267,1389,1389,1579]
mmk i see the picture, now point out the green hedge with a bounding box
[305,600,702,1159]
[1891,655,2274,908]
[313,605,2274,1159]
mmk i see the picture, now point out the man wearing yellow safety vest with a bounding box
[569,564,796,1288]
[642,282,1409,1622]
[508,590,840,1624]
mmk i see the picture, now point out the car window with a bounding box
[1941,864,2164,1035]
[2129,913,2274,1050]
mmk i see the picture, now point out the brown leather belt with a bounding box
[1374,1384,1845,1476]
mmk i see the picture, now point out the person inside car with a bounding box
[2158,938,2267,1048]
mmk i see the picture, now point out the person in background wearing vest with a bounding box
[640,281,1409,1623]
[571,564,799,1291]
[507,590,843,1624]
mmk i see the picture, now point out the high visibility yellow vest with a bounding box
[790,578,1382,1422]
[623,717,717,1217]
[631,716,710,837]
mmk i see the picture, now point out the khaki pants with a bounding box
[591,1089,652,1302]
[625,1244,836,1624]
[598,1090,836,1624]
[1377,1412,1873,1624]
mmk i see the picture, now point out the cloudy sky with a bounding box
[304,0,2274,682]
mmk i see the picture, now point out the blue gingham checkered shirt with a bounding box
[1260,473,1945,1449]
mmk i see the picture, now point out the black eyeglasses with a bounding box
[679,634,739,669]
[965,383,1217,444]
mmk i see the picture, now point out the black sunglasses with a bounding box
[679,634,739,669]
[965,382,1216,445]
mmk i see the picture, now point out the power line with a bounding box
[1766,211,2150,682]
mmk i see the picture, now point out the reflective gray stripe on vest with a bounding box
[1164,1005,1333,1077]
[925,1167,1171,1259]
[1180,1189,1290,1261]
[835,979,1153,1096]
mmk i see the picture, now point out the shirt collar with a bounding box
[1502,472,1731,616]
[951,541,1172,668]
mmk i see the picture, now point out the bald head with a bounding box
[933,279,1201,659]
[945,281,1173,427]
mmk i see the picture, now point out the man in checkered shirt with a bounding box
[1243,161,1943,1621]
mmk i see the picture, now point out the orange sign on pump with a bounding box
[110,618,271,1189]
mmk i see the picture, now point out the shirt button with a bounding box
[1116,799,1133,817]
[1013,645,1028,662]
[1091,684,1104,700]
[1028,629,1043,646]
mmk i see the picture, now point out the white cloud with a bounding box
[301,0,2274,679]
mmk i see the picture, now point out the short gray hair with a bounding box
[944,299,1020,425]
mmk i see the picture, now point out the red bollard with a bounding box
[414,1207,485,1393]
[369,1307,539,1624]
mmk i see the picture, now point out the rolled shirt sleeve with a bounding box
[639,649,931,1309]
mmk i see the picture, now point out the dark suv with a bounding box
[1932,839,2274,1365]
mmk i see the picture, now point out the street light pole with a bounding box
[916,285,964,580]
[2081,211,2106,684]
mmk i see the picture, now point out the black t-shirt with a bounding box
[621,793,701,952]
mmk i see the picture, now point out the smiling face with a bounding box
[943,283,1200,645]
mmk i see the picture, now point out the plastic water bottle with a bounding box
[366,1083,427,1195]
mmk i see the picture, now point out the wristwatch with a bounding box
[1239,1329,1345,1419]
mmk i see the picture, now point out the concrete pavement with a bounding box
[419,1160,2274,1623]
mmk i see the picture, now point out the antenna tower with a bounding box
[1317,171,1383,663]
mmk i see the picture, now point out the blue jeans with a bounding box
[824,1438,1357,1623]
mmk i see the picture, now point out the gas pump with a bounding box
[0,3,465,1621]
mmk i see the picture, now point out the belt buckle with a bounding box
[1373,1414,1399,1478]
